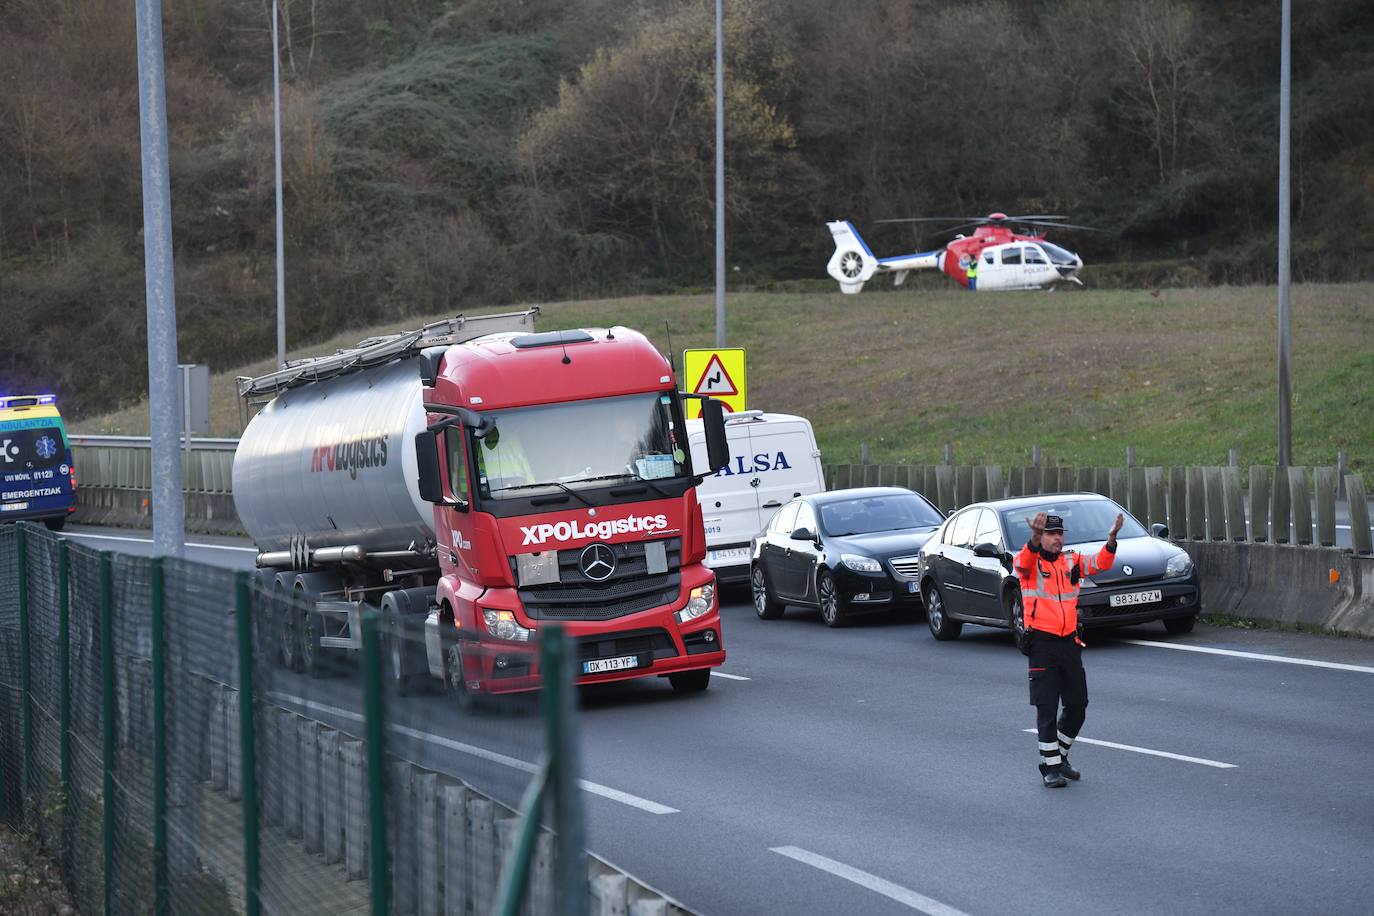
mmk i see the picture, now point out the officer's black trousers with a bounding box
[1026,631,1088,773]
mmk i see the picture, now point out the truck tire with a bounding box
[751,564,784,619]
[299,602,325,678]
[278,587,304,672]
[668,668,711,693]
[446,641,484,713]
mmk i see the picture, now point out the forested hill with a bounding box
[2,0,1372,419]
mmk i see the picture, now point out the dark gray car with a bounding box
[916,493,1202,642]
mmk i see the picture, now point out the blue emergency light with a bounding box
[0,394,57,410]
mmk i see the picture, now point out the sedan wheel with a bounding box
[752,565,784,619]
[1007,591,1027,645]
[924,582,962,640]
[818,571,847,627]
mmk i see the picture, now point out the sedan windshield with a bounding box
[1001,499,1147,549]
[476,392,688,498]
[820,493,944,536]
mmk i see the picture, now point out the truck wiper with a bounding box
[571,473,675,499]
[490,481,594,508]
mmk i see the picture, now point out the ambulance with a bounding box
[0,394,78,530]
[688,412,825,583]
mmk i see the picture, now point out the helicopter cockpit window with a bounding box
[1040,241,1078,265]
[983,251,995,265]
[1024,246,1048,264]
[1000,247,1022,266]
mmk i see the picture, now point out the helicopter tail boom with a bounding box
[826,221,941,294]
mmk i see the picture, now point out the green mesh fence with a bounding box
[0,521,587,915]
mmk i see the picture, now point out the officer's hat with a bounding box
[1043,514,1065,532]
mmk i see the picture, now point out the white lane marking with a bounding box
[770,846,971,916]
[63,531,258,553]
[1122,639,1374,675]
[712,671,750,681]
[1020,729,1236,768]
[269,691,679,814]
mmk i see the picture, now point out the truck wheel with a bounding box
[924,582,962,641]
[279,590,304,673]
[668,669,710,693]
[1164,614,1197,635]
[751,565,784,619]
[300,605,325,678]
[446,642,484,713]
[386,619,419,697]
[817,570,847,628]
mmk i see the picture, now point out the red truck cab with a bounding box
[415,327,731,701]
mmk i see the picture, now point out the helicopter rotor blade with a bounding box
[1015,220,1104,232]
[873,216,979,225]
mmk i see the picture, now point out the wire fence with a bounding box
[0,522,590,915]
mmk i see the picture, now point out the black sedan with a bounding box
[916,493,1202,642]
[749,487,945,626]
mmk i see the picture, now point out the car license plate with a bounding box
[908,581,920,594]
[708,547,750,565]
[583,654,640,675]
[1,502,28,512]
[1110,589,1162,608]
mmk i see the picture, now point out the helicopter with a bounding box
[825,213,1094,293]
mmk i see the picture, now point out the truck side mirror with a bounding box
[701,398,730,473]
[418,347,447,387]
[415,430,446,504]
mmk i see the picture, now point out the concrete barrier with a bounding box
[1250,466,1271,542]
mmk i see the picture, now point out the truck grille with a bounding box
[888,556,921,579]
[520,538,682,621]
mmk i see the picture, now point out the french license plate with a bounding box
[708,547,750,565]
[908,581,920,594]
[1110,589,1162,608]
[583,654,641,675]
[1,502,27,512]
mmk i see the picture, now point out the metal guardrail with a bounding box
[69,436,237,493]
[68,434,240,450]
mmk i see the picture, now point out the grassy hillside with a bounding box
[75,283,1374,472]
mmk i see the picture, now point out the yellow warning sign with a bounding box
[683,348,746,418]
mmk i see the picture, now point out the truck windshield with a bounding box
[476,392,688,499]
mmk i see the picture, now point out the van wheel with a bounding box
[43,516,66,532]
[668,669,710,693]
[818,571,847,627]
[751,565,784,619]
[924,582,962,640]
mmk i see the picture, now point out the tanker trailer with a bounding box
[234,310,538,681]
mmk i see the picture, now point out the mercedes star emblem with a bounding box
[580,543,617,581]
[1122,565,1133,576]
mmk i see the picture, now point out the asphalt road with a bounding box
[58,526,1374,914]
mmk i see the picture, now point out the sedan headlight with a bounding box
[677,582,716,623]
[841,554,883,573]
[1165,553,1194,579]
[483,609,533,642]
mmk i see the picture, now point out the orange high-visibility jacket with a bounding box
[1014,541,1117,636]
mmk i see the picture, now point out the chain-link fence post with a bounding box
[359,610,390,916]
[58,538,71,877]
[234,571,262,916]
[546,625,588,916]
[17,524,32,816]
[150,556,169,916]
[100,550,115,916]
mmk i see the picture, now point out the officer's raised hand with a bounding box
[1107,512,1123,547]
[1026,511,1047,547]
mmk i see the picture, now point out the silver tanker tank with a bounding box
[233,357,433,555]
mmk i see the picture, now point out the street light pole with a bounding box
[273,0,287,370]
[1276,0,1292,467]
[714,0,726,348]
[133,0,185,557]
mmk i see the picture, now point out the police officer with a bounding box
[965,253,978,291]
[1015,509,1123,787]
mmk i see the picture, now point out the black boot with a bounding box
[1041,768,1067,788]
[1060,756,1080,781]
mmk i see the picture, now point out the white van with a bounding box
[687,411,825,582]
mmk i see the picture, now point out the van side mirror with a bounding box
[414,430,446,504]
[700,398,730,473]
[1150,523,1170,539]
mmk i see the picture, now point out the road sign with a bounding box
[683,348,746,418]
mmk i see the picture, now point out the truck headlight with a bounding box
[482,609,533,642]
[676,582,716,624]
[841,554,882,573]
[1165,554,1194,579]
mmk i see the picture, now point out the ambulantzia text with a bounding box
[310,434,389,479]
[520,514,670,546]
[714,451,792,477]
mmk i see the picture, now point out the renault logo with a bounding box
[580,543,617,581]
[1122,565,1133,576]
